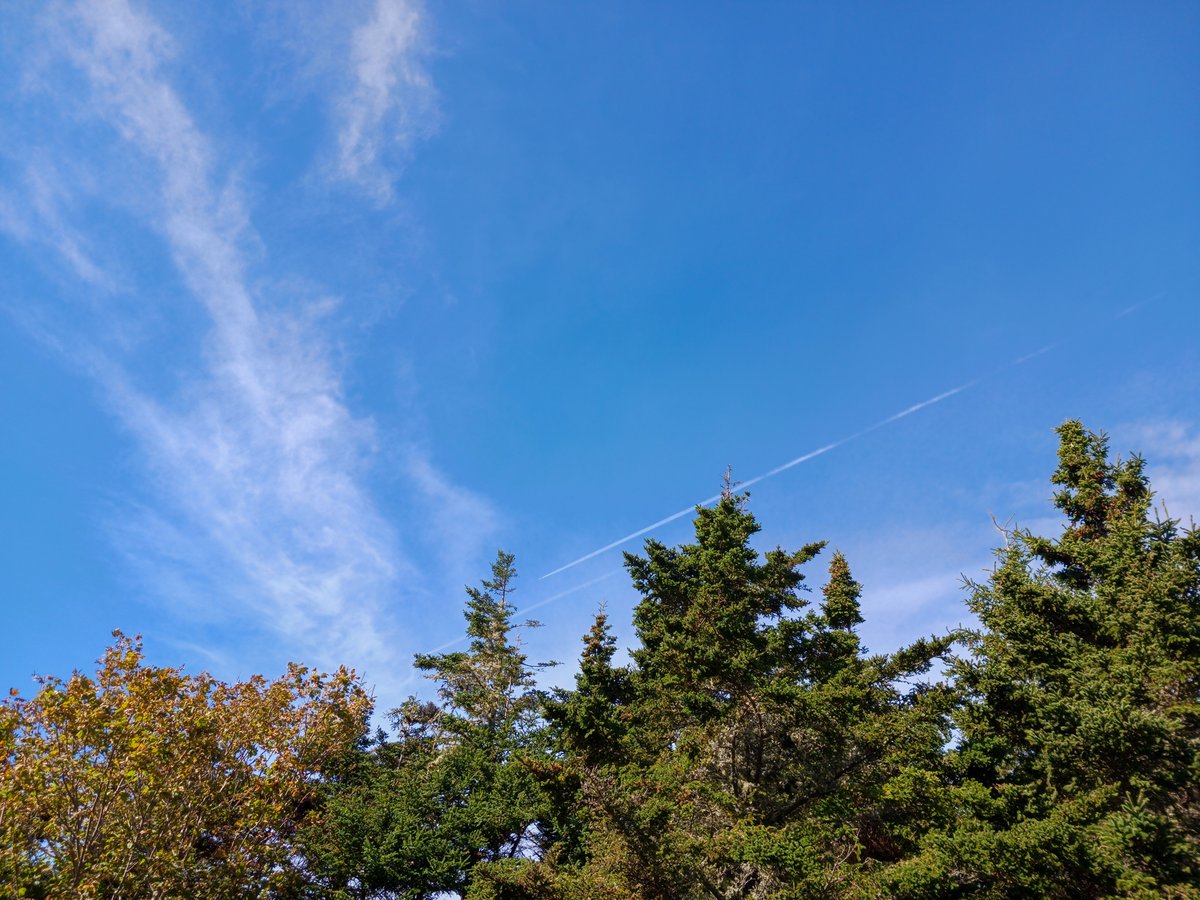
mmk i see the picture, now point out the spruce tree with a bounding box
[302,552,553,899]
[540,490,954,898]
[891,421,1200,897]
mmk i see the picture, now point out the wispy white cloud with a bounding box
[835,522,989,654]
[867,570,967,617]
[237,0,436,213]
[335,0,436,200]
[0,157,115,291]
[45,0,401,672]
[405,449,501,590]
[0,0,488,689]
[1125,420,1200,524]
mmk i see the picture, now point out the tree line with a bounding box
[3,421,1198,898]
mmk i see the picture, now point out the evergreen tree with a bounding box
[551,610,629,768]
[302,552,553,899]
[537,490,954,898]
[890,421,1200,897]
[414,552,542,752]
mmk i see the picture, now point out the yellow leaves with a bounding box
[0,631,371,896]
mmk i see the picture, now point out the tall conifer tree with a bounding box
[539,491,954,898]
[302,552,552,899]
[891,421,1200,897]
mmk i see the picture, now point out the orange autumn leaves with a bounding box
[0,632,370,898]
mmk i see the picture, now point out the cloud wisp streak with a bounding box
[1128,421,1200,524]
[335,0,435,200]
[541,342,1062,580]
[0,157,115,292]
[5,0,471,681]
[62,0,395,667]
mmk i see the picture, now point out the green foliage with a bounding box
[301,552,554,899]
[6,420,1197,899]
[415,552,542,743]
[892,420,1200,898]
[539,490,955,898]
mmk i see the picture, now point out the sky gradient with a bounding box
[2,1,1198,709]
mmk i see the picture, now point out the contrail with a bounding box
[540,341,1061,580]
[426,568,623,654]
[540,504,721,580]
[1115,293,1163,319]
[522,568,623,617]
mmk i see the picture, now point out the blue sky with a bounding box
[2,0,1198,709]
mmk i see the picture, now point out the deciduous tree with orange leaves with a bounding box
[0,632,370,899]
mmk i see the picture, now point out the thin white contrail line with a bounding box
[540,505,717,579]
[522,568,623,616]
[1115,293,1163,319]
[426,568,623,654]
[540,341,1062,580]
